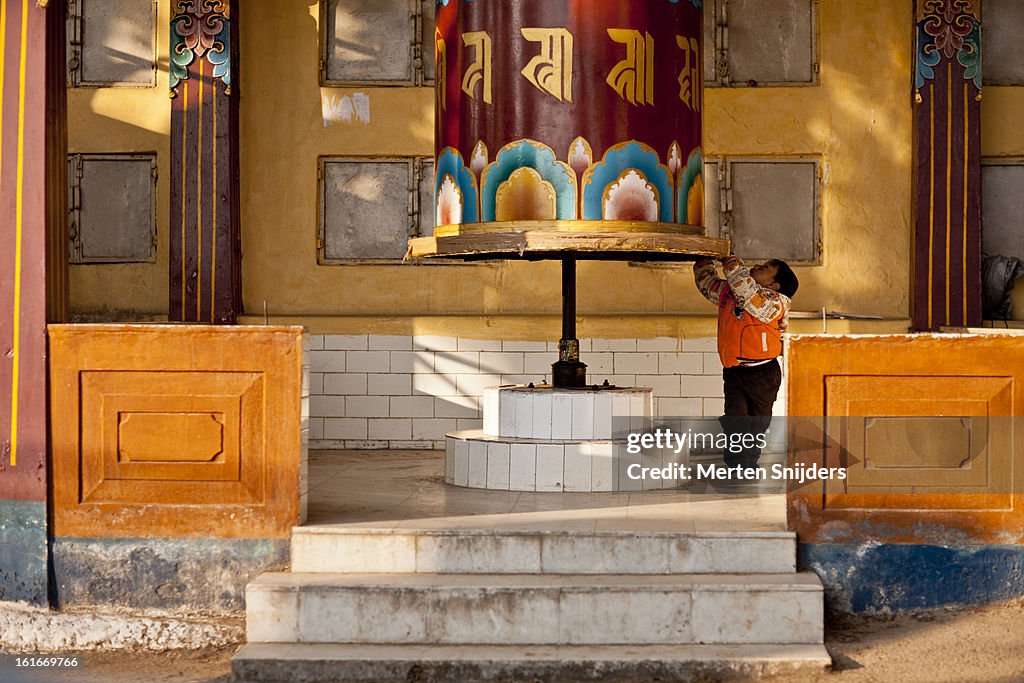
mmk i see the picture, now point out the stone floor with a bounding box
[304,449,787,532]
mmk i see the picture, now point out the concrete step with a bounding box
[246,572,823,646]
[232,642,833,683]
[291,527,797,574]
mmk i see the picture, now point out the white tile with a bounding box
[657,397,703,417]
[480,351,524,374]
[324,334,368,350]
[390,351,435,373]
[323,418,368,440]
[456,418,483,431]
[636,337,679,352]
[367,374,412,396]
[390,396,434,417]
[502,340,548,351]
[513,391,534,439]
[501,374,543,386]
[413,418,458,440]
[592,339,637,351]
[498,392,517,437]
[435,396,479,419]
[308,372,324,395]
[660,352,704,374]
[457,338,502,351]
[309,350,346,373]
[703,397,725,417]
[486,442,511,490]
[444,444,456,483]
[456,373,502,397]
[453,439,469,485]
[681,374,724,398]
[413,373,455,396]
[346,351,390,373]
[589,443,615,491]
[636,374,682,397]
[310,396,346,417]
[468,441,488,487]
[679,337,717,352]
[305,334,325,351]
[368,334,412,350]
[563,444,592,492]
[482,388,500,436]
[413,335,458,351]
[593,393,613,439]
[596,374,636,388]
[614,352,659,374]
[324,373,367,395]
[535,444,564,491]
[523,352,553,374]
[570,394,595,439]
[345,395,390,418]
[368,418,412,440]
[435,351,480,374]
[531,391,553,439]
[509,443,537,491]
[308,417,324,441]
[584,353,613,374]
[551,392,573,439]
[703,352,724,373]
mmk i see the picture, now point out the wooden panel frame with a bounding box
[787,334,1024,545]
[50,325,303,539]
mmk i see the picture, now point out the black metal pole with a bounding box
[552,257,587,387]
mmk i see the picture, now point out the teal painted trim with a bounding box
[800,543,1024,614]
[582,142,673,222]
[677,147,703,224]
[480,141,576,222]
[436,148,479,223]
[0,500,48,605]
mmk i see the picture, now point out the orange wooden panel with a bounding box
[50,325,304,539]
[786,334,1024,545]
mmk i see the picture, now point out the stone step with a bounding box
[291,527,797,574]
[246,572,823,646]
[232,642,833,683]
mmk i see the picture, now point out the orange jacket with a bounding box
[694,258,791,368]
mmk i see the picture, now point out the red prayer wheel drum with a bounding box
[433,0,704,233]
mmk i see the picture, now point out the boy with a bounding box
[693,256,799,467]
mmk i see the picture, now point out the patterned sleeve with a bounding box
[693,258,727,306]
[721,257,791,325]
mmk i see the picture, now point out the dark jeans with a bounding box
[719,359,782,466]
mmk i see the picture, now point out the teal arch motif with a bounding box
[480,140,577,222]
[436,148,479,224]
[582,141,673,222]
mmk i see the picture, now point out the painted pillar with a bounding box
[912,0,982,330]
[169,0,241,323]
[433,0,704,232]
[0,0,64,605]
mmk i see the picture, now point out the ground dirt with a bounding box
[4,600,1024,682]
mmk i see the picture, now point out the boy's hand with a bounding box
[720,255,741,270]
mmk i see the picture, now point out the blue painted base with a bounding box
[800,543,1024,614]
[0,500,48,605]
[52,537,288,612]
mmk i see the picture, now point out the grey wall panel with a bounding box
[418,159,435,235]
[324,0,413,83]
[730,160,817,262]
[704,0,717,82]
[75,156,156,263]
[982,164,1024,259]
[78,0,156,85]
[703,160,721,237]
[983,0,1024,85]
[421,0,436,82]
[726,0,814,84]
[322,160,412,261]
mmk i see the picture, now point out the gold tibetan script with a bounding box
[436,30,447,111]
[462,31,493,104]
[521,28,574,102]
[677,35,700,112]
[607,29,655,106]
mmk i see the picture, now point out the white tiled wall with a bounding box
[307,334,785,450]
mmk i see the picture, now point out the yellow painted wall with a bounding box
[239,0,914,336]
[66,0,170,318]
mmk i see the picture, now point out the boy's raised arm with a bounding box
[694,258,726,305]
